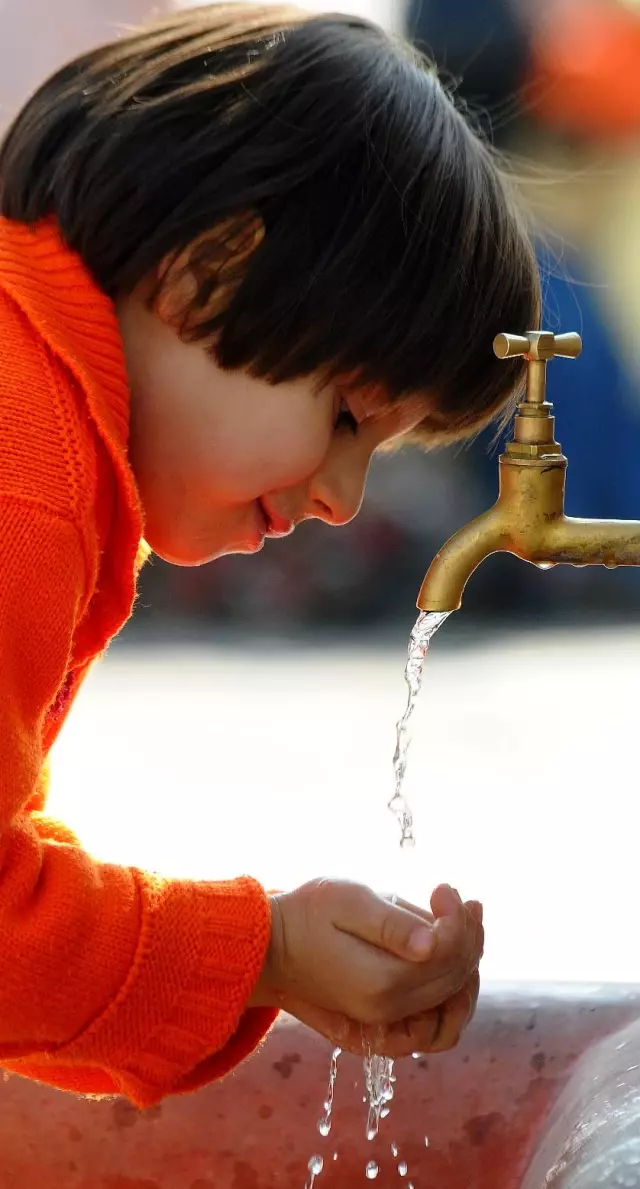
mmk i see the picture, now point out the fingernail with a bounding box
[409,925,435,958]
[440,885,460,912]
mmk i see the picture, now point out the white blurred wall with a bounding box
[49,627,640,986]
[0,0,406,130]
[180,0,407,32]
[0,0,167,126]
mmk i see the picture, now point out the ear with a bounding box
[154,212,265,332]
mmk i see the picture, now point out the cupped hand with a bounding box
[250,880,483,1058]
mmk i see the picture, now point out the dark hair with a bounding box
[0,3,540,442]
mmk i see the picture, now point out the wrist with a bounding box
[248,893,285,1009]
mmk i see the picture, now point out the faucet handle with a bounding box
[493,330,583,362]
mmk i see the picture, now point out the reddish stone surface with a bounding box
[0,983,639,1189]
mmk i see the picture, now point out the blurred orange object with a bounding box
[529,0,640,140]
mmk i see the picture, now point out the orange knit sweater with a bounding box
[0,217,277,1107]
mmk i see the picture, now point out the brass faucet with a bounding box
[417,330,640,612]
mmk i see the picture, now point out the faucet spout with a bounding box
[417,507,505,612]
[417,329,640,613]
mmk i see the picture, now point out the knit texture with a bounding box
[0,217,277,1106]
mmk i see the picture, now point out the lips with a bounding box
[259,500,294,538]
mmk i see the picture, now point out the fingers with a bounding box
[429,885,484,981]
[280,996,444,1060]
[364,968,480,1059]
[386,890,482,950]
[384,894,435,928]
[282,968,481,1060]
[386,892,484,987]
[334,883,482,1021]
[385,887,481,1015]
[427,973,478,1053]
[466,899,483,928]
[384,891,482,931]
[463,967,481,1026]
[336,882,482,970]
[465,900,484,970]
[279,996,357,1051]
[334,883,436,962]
[274,879,483,1036]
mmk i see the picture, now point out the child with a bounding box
[0,4,538,1108]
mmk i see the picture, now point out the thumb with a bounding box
[334,883,435,962]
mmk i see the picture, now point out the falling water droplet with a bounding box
[424,1136,430,1147]
[315,1047,341,1150]
[398,1162,408,1177]
[391,1144,399,1158]
[412,1052,421,1060]
[365,1161,379,1180]
[305,1154,324,1188]
[332,1153,338,1162]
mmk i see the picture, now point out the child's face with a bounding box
[117,293,430,566]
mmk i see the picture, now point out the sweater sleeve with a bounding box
[0,497,277,1106]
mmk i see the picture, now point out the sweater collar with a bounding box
[0,216,142,532]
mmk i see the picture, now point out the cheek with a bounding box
[128,305,334,500]
[207,395,333,497]
[255,422,332,490]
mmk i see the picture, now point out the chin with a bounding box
[149,533,264,566]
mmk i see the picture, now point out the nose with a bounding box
[306,447,370,527]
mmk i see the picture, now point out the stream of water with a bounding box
[362,611,449,1157]
[306,610,449,1186]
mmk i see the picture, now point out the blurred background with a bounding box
[2,0,640,984]
[2,0,640,642]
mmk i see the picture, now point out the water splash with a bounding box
[363,1048,395,1141]
[388,611,450,849]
